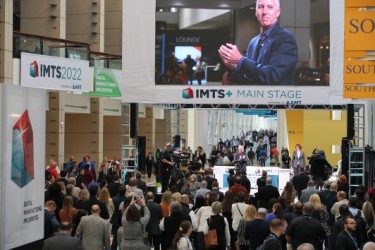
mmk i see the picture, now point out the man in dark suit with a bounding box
[111,186,126,250]
[203,167,217,190]
[335,217,359,250]
[219,0,297,85]
[43,223,82,250]
[292,166,310,199]
[80,184,110,220]
[256,177,280,209]
[146,192,164,250]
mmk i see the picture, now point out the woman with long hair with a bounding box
[117,196,134,247]
[237,205,256,250]
[59,196,77,224]
[121,197,150,250]
[75,188,90,209]
[172,221,194,250]
[160,190,172,217]
[221,190,236,249]
[281,181,297,203]
[362,201,375,230]
[98,187,115,220]
[309,194,330,238]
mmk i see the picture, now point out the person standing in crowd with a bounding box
[245,208,270,250]
[160,143,174,193]
[260,219,284,250]
[184,54,197,85]
[203,167,217,190]
[227,168,236,189]
[309,150,332,190]
[76,205,111,250]
[292,166,310,199]
[195,57,206,85]
[256,170,268,191]
[160,202,192,250]
[145,152,155,179]
[285,202,326,250]
[331,191,349,219]
[121,197,151,250]
[172,221,194,250]
[80,184,110,220]
[232,192,249,232]
[111,186,126,250]
[237,205,257,250]
[300,180,319,204]
[59,196,78,225]
[291,144,305,175]
[281,148,291,169]
[247,147,256,166]
[230,177,249,200]
[281,181,297,204]
[256,178,280,209]
[195,146,206,166]
[44,200,60,239]
[234,145,248,171]
[43,222,82,250]
[204,201,231,250]
[145,192,163,250]
[335,217,359,250]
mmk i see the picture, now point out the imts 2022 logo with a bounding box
[28,60,83,81]
[182,87,232,99]
[30,61,39,78]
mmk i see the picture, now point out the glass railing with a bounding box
[13,32,122,69]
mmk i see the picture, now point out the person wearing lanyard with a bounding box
[261,218,284,250]
[335,217,360,250]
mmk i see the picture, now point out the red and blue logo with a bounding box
[182,87,194,99]
[29,60,39,78]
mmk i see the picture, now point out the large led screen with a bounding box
[122,0,346,105]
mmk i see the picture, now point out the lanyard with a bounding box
[347,232,359,249]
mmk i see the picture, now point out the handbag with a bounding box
[204,217,219,249]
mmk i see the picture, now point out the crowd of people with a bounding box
[43,147,375,250]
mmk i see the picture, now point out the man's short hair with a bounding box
[59,222,73,231]
[45,200,57,208]
[363,242,375,250]
[235,176,242,184]
[257,208,268,215]
[303,202,314,215]
[118,186,126,196]
[308,180,315,187]
[296,243,315,250]
[146,191,154,200]
[170,201,182,213]
[200,180,207,189]
[212,181,219,188]
[339,204,351,217]
[270,218,283,230]
[337,191,346,199]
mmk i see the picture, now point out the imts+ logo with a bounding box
[29,61,39,78]
[195,89,232,98]
[182,87,194,99]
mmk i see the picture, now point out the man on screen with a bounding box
[218,0,298,85]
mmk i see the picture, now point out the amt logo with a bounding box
[29,61,39,78]
[182,87,194,99]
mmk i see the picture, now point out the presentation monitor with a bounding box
[174,46,202,62]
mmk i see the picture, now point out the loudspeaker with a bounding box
[347,104,354,139]
[130,103,138,138]
[137,136,146,171]
[174,135,181,148]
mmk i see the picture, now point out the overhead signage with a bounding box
[84,68,122,98]
[20,52,92,93]
[344,1,375,99]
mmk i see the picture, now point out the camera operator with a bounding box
[309,150,332,190]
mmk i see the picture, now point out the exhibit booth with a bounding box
[213,165,290,194]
